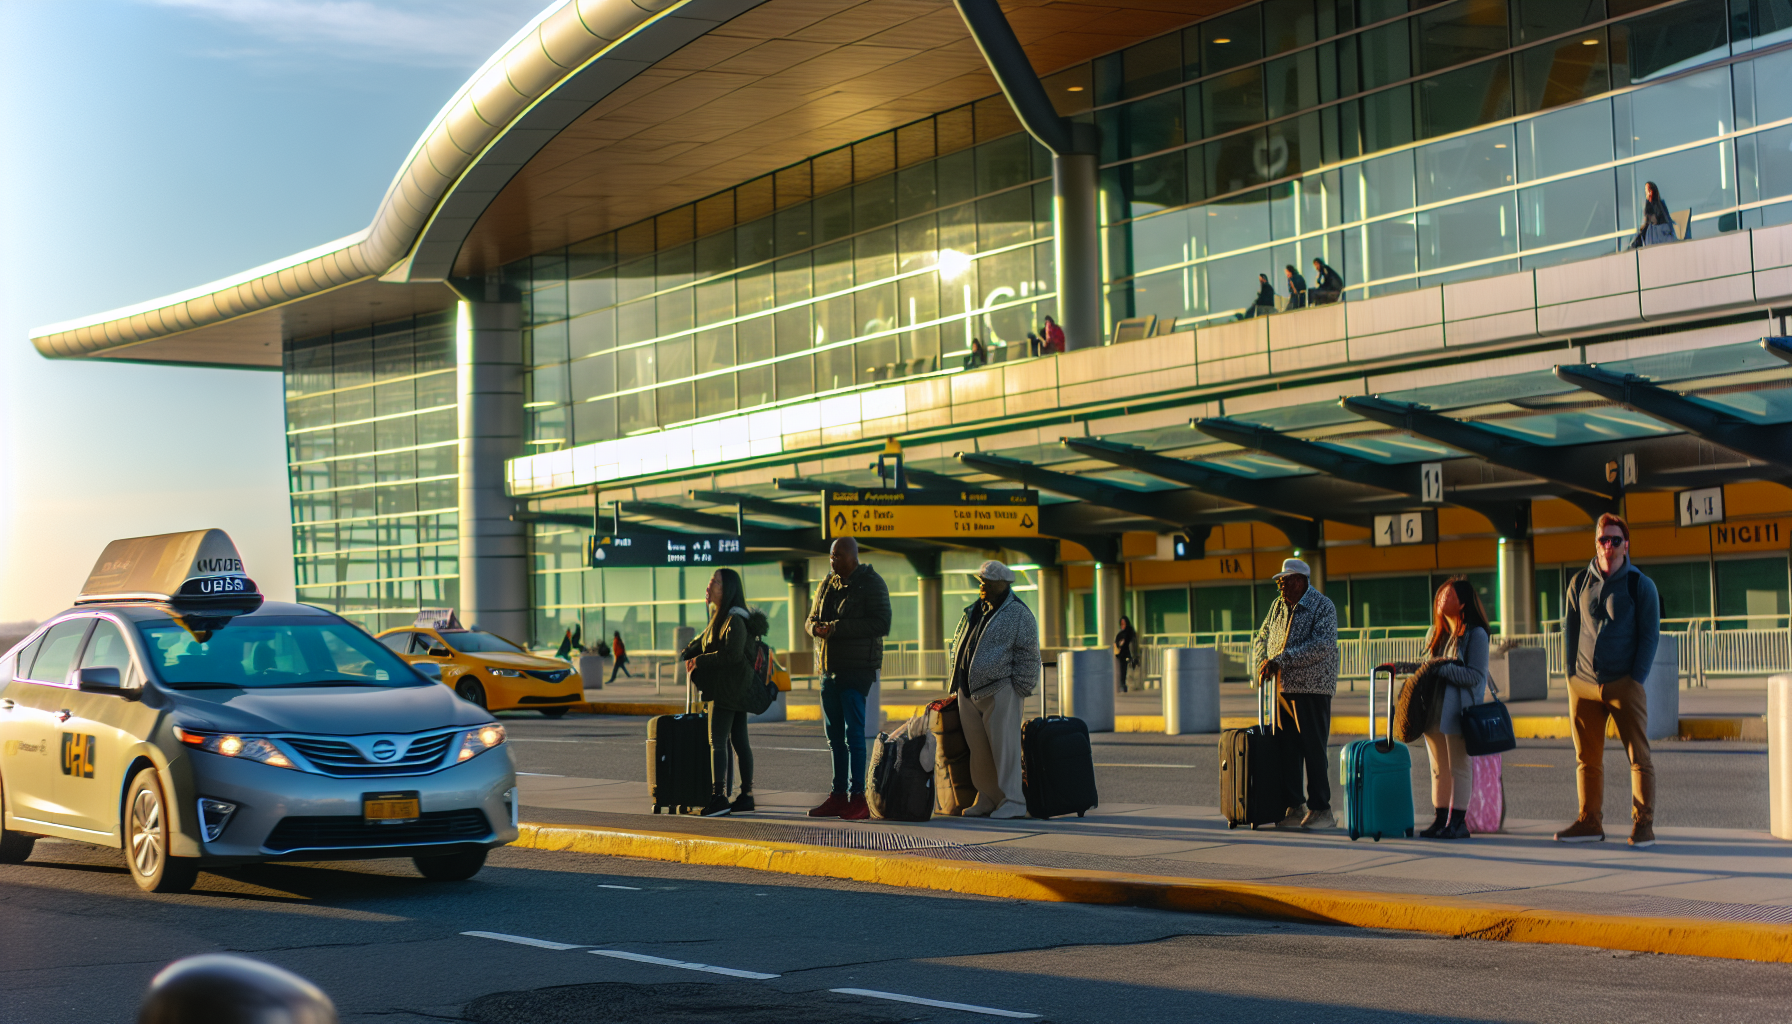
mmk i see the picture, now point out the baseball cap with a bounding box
[968,560,1016,582]
[1272,558,1311,580]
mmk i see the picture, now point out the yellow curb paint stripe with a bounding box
[513,822,1792,964]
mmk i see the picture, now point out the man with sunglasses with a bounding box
[1557,512,1662,847]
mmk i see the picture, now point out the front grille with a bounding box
[284,732,456,776]
[526,669,571,682]
[263,809,491,853]
[517,694,579,704]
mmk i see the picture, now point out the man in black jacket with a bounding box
[804,537,891,820]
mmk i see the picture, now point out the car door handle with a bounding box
[57,709,72,722]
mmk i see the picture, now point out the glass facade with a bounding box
[283,312,460,633]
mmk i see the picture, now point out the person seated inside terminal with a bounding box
[1238,273,1277,319]
[1310,258,1344,304]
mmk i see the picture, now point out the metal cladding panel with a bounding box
[1637,231,1752,290]
[1269,340,1348,373]
[1196,318,1266,362]
[1267,303,1345,350]
[1535,249,1637,305]
[949,364,1004,404]
[1347,324,1443,362]
[1640,275,1758,320]
[1444,309,1538,347]
[1752,220,1792,270]
[1344,287,1441,336]
[1537,292,1642,333]
[1443,269,1536,322]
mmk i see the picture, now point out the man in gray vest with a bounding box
[1557,512,1661,847]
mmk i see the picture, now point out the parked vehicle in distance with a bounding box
[0,529,518,893]
[375,612,583,716]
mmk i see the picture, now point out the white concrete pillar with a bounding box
[1058,649,1115,732]
[1163,647,1221,734]
[1037,565,1066,651]
[1498,535,1536,636]
[456,297,528,645]
[1095,561,1123,655]
[1771,674,1792,840]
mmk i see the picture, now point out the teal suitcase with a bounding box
[1341,664,1414,841]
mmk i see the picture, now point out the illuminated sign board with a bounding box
[821,488,1039,539]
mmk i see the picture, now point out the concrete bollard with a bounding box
[578,652,605,691]
[1643,634,1679,741]
[1162,648,1221,734]
[1771,674,1792,840]
[1058,649,1115,732]
[1490,646,1548,701]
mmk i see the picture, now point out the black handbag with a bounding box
[1460,673,1517,756]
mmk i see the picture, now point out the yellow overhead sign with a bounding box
[822,488,1039,539]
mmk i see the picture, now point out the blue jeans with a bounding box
[820,674,867,795]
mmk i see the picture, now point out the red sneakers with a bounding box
[808,792,849,818]
[838,793,870,821]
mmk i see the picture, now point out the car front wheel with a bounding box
[540,706,569,718]
[413,847,487,880]
[455,679,487,708]
[126,768,199,893]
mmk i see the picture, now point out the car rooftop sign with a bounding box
[76,528,260,609]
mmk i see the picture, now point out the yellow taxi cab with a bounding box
[375,611,582,717]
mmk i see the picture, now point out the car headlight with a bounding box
[487,668,524,677]
[457,724,506,762]
[173,727,297,770]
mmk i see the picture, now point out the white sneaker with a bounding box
[989,801,1030,820]
[1301,809,1336,830]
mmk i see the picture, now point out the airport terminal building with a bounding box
[32,0,1792,679]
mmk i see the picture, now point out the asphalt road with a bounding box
[4,836,1790,1023]
[497,714,1772,830]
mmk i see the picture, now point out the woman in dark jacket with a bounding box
[1113,616,1138,693]
[1418,576,1492,839]
[681,568,769,816]
[1629,181,1675,249]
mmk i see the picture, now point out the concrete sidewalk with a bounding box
[516,773,1792,928]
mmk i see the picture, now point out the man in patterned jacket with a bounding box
[947,560,1039,819]
[1252,557,1340,831]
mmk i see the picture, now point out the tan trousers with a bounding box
[957,683,1027,817]
[1422,729,1471,809]
[1568,674,1655,827]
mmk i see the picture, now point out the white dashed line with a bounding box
[831,988,1039,1018]
[507,738,584,743]
[590,949,779,979]
[598,884,643,890]
[462,931,588,950]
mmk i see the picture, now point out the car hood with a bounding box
[165,682,489,736]
[471,651,571,670]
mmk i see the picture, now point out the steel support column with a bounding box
[783,559,811,671]
[1095,562,1123,655]
[455,295,528,643]
[1499,535,1536,636]
[1037,564,1066,651]
[918,573,943,657]
[1296,545,1327,594]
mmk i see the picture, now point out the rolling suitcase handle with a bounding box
[1370,662,1399,747]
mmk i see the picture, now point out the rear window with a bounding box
[136,616,425,689]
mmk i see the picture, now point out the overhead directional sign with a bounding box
[822,487,1039,539]
[587,534,744,568]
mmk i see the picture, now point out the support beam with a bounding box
[959,451,1208,531]
[953,0,1100,349]
[1554,364,1792,471]
[687,490,820,525]
[1767,337,1792,365]
[1341,396,1620,520]
[454,295,529,644]
[1062,437,1349,538]
[783,559,811,672]
[1037,564,1066,651]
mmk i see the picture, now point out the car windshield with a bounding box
[137,617,426,689]
[438,630,524,654]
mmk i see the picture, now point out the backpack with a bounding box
[741,639,778,715]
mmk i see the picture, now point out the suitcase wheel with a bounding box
[1405,827,1415,838]
[1077,811,1085,818]
[1227,822,1237,830]
[1372,832,1382,842]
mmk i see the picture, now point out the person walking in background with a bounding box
[947,561,1039,819]
[1310,258,1343,304]
[1251,558,1340,831]
[682,568,768,817]
[1417,577,1492,840]
[1284,264,1309,309]
[607,631,631,683]
[1040,315,1065,354]
[1113,615,1138,694]
[1629,181,1675,249]
[805,537,892,821]
[1557,513,1662,847]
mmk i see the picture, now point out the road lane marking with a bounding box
[598,884,643,890]
[830,988,1039,1018]
[590,949,778,979]
[463,931,587,950]
[509,738,585,743]
[1093,763,1192,768]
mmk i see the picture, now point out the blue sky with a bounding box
[0,0,546,621]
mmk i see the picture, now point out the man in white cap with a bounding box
[946,560,1039,818]
[1251,557,1340,831]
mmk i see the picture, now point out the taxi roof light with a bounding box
[75,529,263,630]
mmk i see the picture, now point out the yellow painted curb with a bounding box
[513,822,1792,964]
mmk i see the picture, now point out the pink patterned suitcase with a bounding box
[1466,753,1504,833]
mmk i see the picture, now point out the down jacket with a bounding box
[682,607,770,713]
[947,592,1040,700]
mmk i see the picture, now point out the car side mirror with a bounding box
[77,667,130,696]
[427,645,452,658]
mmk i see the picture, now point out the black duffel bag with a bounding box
[1460,676,1518,756]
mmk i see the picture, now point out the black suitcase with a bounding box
[1220,682,1284,829]
[647,683,710,813]
[868,728,934,822]
[1021,683,1099,818]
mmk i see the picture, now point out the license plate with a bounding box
[363,791,420,824]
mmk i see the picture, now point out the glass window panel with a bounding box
[1265,48,1319,121]
[1204,129,1268,196]
[1715,557,1789,626]
[815,188,853,243]
[1358,19,1410,91]
[775,307,812,355]
[1127,149,1187,216]
[615,344,655,393]
[814,344,855,392]
[977,188,1034,250]
[657,382,693,425]
[736,216,774,265]
[1515,99,1614,182]
[1627,67,1732,157]
[415,409,456,445]
[335,386,374,424]
[814,294,853,346]
[1418,58,1513,139]
[617,257,655,304]
[1520,169,1618,250]
[655,288,692,338]
[696,372,735,418]
[1514,0,1603,45]
[775,355,812,400]
[938,201,977,257]
[737,365,773,409]
[1131,266,1195,324]
[657,337,692,385]
[856,282,899,337]
[617,298,654,345]
[1122,89,1185,160]
[736,264,774,315]
[813,240,853,297]
[1358,150,1415,218]
[1192,584,1252,634]
[1516,29,1611,114]
[775,254,812,304]
[656,244,693,293]
[1648,560,1712,620]
[1203,189,1271,253]
[617,391,655,434]
[1119,32,1185,99]
[1203,7,1263,74]
[1416,125,1514,204]
[695,326,734,375]
[1623,141,1736,226]
[854,226,897,283]
[1267,110,1321,181]
[976,133,1032,193]
[1754,124,1792,202]
[854,175,895,232]
[528,285,567,325]
[572,399,616,444]
[1366,214,1418,283]
[1200,250,1268,316]
[695,278,733,328]
[695,230,732,278]
[1755,46,1792,124]
[775,204,813,255]
[1419,193,1518,269]
[898,214,939,273]
[1360,83,1415,153]
[938,149,976,208]
[1612,0,1729,84]
[333,332,372,390]
[1132,209,1192,273]
[1416,0,1508,74]
[896,161,936,218]
[1203,66,1265,137]
[569,270,616,316]
[737,315,773,366]
[1263,0,1315,56]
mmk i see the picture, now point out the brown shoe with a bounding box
[1629,823,1656,848]
[1554,819,1605,843]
